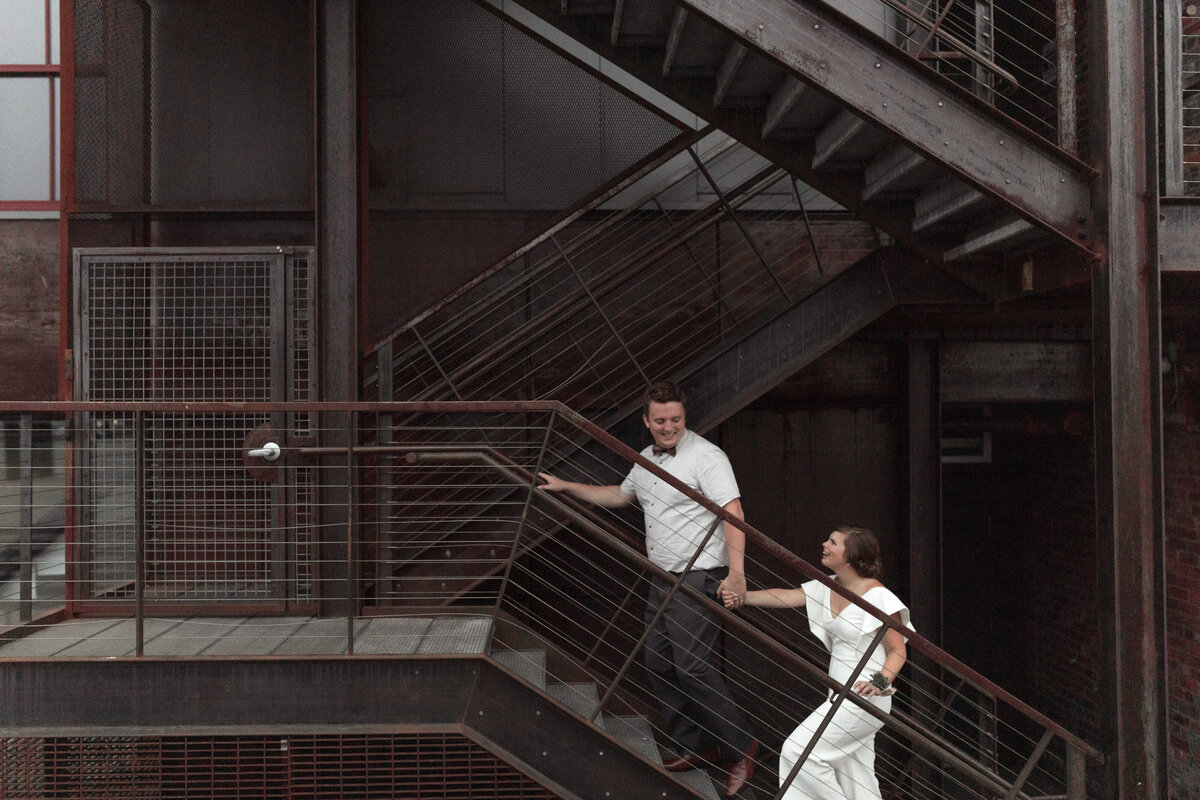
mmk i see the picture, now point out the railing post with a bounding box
[774,626,889,800]
[1164,0,1183,193]
[687,149,792,302]
[650,197,742,323]
[791,178,825,278]
[553,236,651,387]
[134,410,145,657]
[494,409,557,612]
[346,411,356,655]
[1066,742,1086,800]
[585,568,646,669]
[589,516,723,723]
[376,342,395,602]
[18,414,33,624]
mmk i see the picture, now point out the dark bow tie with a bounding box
[652,445,676,457]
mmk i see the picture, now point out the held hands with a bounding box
[718,584,744,609]
[718,572,746,609]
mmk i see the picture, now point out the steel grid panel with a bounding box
[0,734,564,799]
[73,250,317,610]
[1182,3,1200,193]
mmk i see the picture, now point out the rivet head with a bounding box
[875,62,882,68]
[814,23,820,30]
[937,101,944,107]
[998,139,1004,145]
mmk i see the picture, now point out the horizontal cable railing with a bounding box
[812,0,1077,151]
[0,402,1098,800]
[366,131,880,418]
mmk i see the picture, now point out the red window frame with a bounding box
[0,0,60,211]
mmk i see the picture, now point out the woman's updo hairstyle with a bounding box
[838,525,883,579]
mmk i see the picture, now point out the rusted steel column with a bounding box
[1056,0,1078,155]
[1088,0,1167,797]
[316,0,359,614]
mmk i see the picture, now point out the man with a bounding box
[539,381,758,797]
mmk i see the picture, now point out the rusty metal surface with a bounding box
[465,664,701,800]
[0,220,59,401]
[1087,0,1168,797]
[498,0,1097,261]
[0,655,481,733]
[683,249,984,432]
[1157,199,1200,271]
[0,401,1103,800]
[940,341,1092,403]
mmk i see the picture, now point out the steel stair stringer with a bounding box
[464,658,721,800]
[602,246,984,440]
[484,0,1097,265]
[681,246,984,433]
[380,248,982,604]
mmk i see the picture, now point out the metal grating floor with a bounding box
[0,615,494,658]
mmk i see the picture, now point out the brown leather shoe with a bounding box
[724,739,759,797]
[662,746,721,772]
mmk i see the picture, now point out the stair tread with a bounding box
[353,615,493,655]
[416,616,493,654]
[493,649,547,690]
[547,682,606,730]
[606,715,660,763]
[355,617,434,654]
[673,766,722,800]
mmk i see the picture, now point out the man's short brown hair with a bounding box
[642,381,687,416]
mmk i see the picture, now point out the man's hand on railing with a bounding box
[536,471,633,509]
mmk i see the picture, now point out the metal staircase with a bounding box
[0,402,1101,799]
[481,0,1096,283]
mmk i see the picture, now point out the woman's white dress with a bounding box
[778,580,914,800]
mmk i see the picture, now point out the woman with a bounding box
[721,525,912,800]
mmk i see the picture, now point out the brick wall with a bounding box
[942,408,1103,792]
[1164,422,1200,800]
[987,421,1103,748]
[0,219,59,401]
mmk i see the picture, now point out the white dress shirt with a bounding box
[620,428,741,573]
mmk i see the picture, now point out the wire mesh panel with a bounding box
[72,250,317,611]
[1182,2,1200,194]
[0,734,564,800]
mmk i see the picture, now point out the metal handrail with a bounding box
[0,400,1101,800]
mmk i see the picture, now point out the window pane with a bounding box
[0,0,49,63]
[50,0,60,63]
[0,78,53,201]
